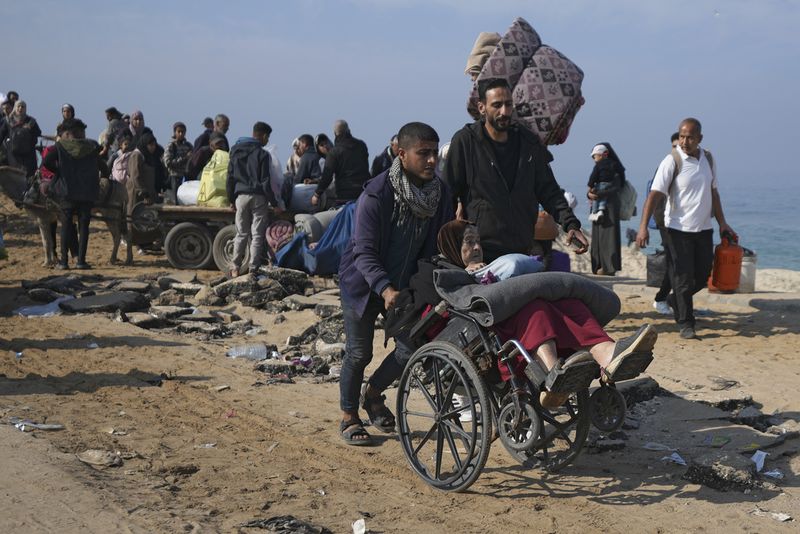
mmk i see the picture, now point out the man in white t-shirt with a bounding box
[636,118,735,339]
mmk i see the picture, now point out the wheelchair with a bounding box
[395,301,634,492]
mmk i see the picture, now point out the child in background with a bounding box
[111,131,134,184]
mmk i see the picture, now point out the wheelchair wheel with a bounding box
[396,341,492,492]
[503,390,590,473]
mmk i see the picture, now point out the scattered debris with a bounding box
[14,296,73,317]
[661,452,687,466]
[588,437,626,453]
[642,442,676,452]
[707,376,739,391]
[683,452,760,492]
[763,469,784,480]
[750,506,793,523]
[100,426,128,436]
[352,518,366,534]
[226,343,274,361]
[238,515,331,533]
[76,449,123,469]
[214,385,231,392]
[195,443,217,449]
[9,417,65,432]
[702,435,731,448]
[750,450,768,472]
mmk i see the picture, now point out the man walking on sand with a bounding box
[336,122,453,446]
[443,78,587,263]
[227,121,280,278]
[637,118,735,340]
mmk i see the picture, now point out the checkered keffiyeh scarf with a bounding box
[388,157,441,231]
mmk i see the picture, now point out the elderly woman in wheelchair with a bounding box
[388,220,657,491]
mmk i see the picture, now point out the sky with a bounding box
[6,0,800,198]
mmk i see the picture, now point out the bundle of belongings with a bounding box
[176,146,285,209]
[197,149,230,207]
[275,202,356,275]
[466,17,585,145]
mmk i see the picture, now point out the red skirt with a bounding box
[491,298,612,381]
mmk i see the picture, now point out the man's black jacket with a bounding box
[443,120,580,262]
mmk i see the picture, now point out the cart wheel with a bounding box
[588,384,627,433]
[503,390,590,473]
[164,222,214,269]
[396,341,492,492]
[130,202,160,234]
[212,224,249,273]
[129,202,161,245]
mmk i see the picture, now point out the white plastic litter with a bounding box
[763,469,784,480]
[661,452,687,466]
[352,518,366,534]
[750,450,768,472]
[13,296,73,317]
[750,506,792,522]
[9,417,65,432]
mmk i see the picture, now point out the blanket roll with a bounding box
[433,270,620,327]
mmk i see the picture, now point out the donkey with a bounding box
[0,165,133,266]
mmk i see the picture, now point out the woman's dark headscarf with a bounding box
[137,132,160,166]
[437,220,473,268]
[596,141,626,172]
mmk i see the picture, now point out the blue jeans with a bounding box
[339,293,415,413]
[590,181,612,214]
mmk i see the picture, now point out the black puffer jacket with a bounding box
[42,139,101,203]
[315,133,370,201]
[226,137,276,205]
[444,120,580,262]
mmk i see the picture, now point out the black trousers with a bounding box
[60,201,93,265]
[654,226,673,302]
[665,228,713,328]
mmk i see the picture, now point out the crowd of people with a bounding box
[0,90,400,272]
[1,84,733,445]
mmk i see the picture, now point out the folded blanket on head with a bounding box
[433,270,620,327]
[467,17,585,145]
[464,32,502,76]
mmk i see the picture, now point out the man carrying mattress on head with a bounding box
[444,77,588,263]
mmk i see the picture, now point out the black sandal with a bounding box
[340,420,373,446]
[360,387,396,433]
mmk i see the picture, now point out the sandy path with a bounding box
[1,197,798,533]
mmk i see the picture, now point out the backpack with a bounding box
[618,176,638,221]
[653,148,715,228]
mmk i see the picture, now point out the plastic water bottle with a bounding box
[226,343,269,361]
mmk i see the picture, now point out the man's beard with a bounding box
[487,114,511,132]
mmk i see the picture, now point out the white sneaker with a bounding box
[451,394,473,422]
[653,300,672,315]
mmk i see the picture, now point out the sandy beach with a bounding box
[1,197,799,533]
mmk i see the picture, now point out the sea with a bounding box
[567,182,799,271]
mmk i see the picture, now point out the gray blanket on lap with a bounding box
[433,270,620,327]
